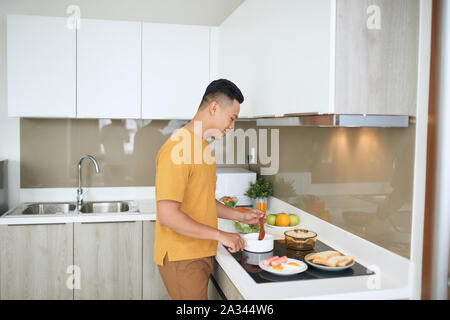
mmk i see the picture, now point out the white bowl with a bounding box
[242,233,274,253]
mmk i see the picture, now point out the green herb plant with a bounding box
[244,178,273,199]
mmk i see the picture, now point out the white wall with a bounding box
[0,14,20,209]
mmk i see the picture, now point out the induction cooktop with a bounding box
[229,239,375,284]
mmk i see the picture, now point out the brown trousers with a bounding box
[158,253,213,300]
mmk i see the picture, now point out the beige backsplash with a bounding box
[21,118,415,258]
[249,123,415,259]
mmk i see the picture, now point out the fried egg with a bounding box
[272,266,284,270]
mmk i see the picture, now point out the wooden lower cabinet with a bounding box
[0,220,226,300]
[73,221,142,300]
[0,223,73,300]
[211,259,243,300]
[208,277,225,300]
[142,221,170,299]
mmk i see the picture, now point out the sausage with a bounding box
[270,256,288,266]
[263,256,279,266]
[271,259,282,266]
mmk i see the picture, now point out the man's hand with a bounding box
[217,231,246,253]
[239,208,266,226]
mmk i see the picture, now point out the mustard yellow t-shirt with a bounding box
[153,127,218,266]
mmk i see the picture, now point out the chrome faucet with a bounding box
[77,155,100,212]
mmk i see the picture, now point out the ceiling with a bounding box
[0,0,245,26]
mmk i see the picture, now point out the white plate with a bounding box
[264,223,300,230]
[258,258,308,276]
[304,253,355,271]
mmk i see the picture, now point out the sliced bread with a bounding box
[312,255,354,267]
[305,250,340,262]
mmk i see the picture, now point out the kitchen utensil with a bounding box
[242,250,274,266]
[258,217,265,240]
[243,233,274,253]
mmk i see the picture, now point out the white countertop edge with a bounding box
[282,287,410,300]
[0,212,157,225]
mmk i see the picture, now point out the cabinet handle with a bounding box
[7,223,68,226]
[81,221,137,224]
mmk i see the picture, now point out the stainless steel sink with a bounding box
[4,200,139,216]
[22,203,76,215]
[79,201,137,214]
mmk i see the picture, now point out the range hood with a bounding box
[255,114,411,127]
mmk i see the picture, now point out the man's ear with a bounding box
[209,101,218,115]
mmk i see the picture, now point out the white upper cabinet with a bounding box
[7,15,76,118]
[219,0,332,118]
[142,23,210,119]
[76,19,141,119]
[219,0,420,117]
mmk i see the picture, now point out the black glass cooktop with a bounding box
[229,239,374,284]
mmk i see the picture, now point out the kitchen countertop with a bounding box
[212,196,412,299]
[214,217,410,299]
[0,188,412,299]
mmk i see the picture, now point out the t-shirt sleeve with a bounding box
[155,147,190,203]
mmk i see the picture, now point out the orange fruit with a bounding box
[275,213,290,227]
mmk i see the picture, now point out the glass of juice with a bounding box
[255,198,267,213]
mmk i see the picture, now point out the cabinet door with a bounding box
[77,19,141,119]
[74,221,142,299]
[334,0,419,116]
[7,15,76,117]
[218,0,332,118]
[0,223,73,300]
[142,23,210,119]
[142,221,170,300]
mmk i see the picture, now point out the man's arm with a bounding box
[216,200,242,221]
[216,200,266,225]
[157,200,246,252]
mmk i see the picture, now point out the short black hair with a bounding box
[199,79,244,108]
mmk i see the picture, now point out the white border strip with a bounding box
[328,0,337,113]
[409,0,433,300]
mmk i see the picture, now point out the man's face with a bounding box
[209,99,240,140]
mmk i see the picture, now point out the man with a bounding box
[154,79,265,300]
